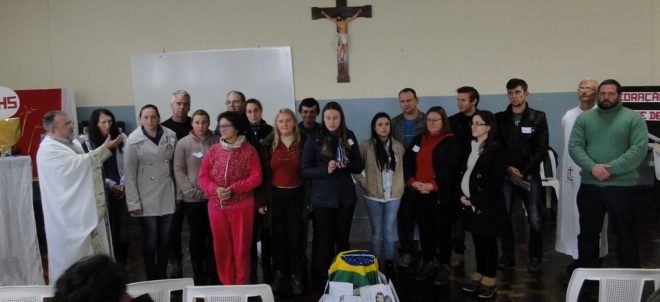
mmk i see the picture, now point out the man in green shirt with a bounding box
[569,79,648,269]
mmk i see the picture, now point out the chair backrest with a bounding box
[566,268,660,302]
[127,278,194,302]
[0,285,54,302]
[183,284,274,302]
[540,149,558,180]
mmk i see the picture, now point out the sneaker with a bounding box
[477,284,497,299]
[168,260,183,278]
[497,255,514,269]
[433,264,450,285]
[415,260,437,281]
[397,253,412,268]
[271,271,284,294]
[528,257,542,273]
[461,278,481,293]
[291,274,304,295]
[450,254,464,268]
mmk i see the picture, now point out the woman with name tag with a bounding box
[124,104,178,280]
[172,109,219,285]
[403,106,462,285]
[353,112,405,279]
[301,101,364,286]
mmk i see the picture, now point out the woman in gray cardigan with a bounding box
[124,104,177,280]
[353,112,404,278]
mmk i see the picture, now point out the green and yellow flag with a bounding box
[328,250,380,288]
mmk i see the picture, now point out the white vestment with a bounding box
[36,136,113,283]
[555,106,608,259]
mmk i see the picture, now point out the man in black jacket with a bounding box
[495,78,549,273]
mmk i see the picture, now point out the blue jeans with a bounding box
[500,175,543,260]
[139,214,174,280]
[365,197,401,261]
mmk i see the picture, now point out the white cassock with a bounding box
[555,106,608,259]
[36,136,113,283]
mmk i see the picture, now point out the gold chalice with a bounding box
[0,118,21,158]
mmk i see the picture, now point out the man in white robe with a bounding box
[555,79,608,267]
[36,111,122,283]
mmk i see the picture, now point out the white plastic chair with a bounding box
[183,284,274,302]
[127,278,194,302]
[540,149,559,209]
[0,285,54,302]
[566,268,660,302]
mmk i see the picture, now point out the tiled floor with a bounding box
[38,186,660,301]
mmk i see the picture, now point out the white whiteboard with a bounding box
[130,47,295,128]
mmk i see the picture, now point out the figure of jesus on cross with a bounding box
[312,1,372,83]
[321,9,361,64]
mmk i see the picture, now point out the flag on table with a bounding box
[328,250,380,288]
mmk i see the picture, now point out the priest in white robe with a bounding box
[36,111,122,283]
[555,79,608,261]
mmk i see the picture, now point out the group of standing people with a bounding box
[36,77,648,300]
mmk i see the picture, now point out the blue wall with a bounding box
[77,91,577,151]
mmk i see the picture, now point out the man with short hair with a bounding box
[298,97,321,139]
[569,79,647,269]
[495,78,549,273]
[448,86,480,267]
[226,90,246,114]
[37,111,122,283]
[556,79,609,269]
[161,90,192,278]
[391,88,426,270]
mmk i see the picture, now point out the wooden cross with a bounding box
[312,1,372,83]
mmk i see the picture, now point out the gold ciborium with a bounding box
[0,118,21,158]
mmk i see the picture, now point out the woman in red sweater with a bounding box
[259,108,305,296]
[198,111,262,285]
[402,106,462,285]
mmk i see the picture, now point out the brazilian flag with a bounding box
[328,250,380,288]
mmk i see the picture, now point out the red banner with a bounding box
[12,89,63,177]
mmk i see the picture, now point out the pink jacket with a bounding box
[198,138,262,210]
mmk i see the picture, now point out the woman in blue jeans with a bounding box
[353,112,405,278]
[124,104,177,280]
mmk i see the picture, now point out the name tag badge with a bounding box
[521,127,533,134]
[348,138,354,146]
[412,145,420,153]
[192,152,203,158]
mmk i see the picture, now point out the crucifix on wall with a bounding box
[312,1,372,83]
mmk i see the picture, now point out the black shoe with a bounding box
[497,256,514,269]
[433,264,450,286]
[168,260,183,278]
[272,271,284,294]
[528,257,542,273]
[385,261,396,281]
[461,278,481,293]
[415,260,437,281]
[477,284,497,299]
[566,260,579,275]
[291,274,304,296]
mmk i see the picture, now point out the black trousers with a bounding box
[169,201,185,262]
[311,201,355,279]
[107,194,130,264]
[577,184,640,268]
[183,201,219,284]
[413,191,453,264]
[472,233,498,278]
[397,188,417,254]
[271,186,305,276]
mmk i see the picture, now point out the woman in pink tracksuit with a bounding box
[198,111,262,285]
